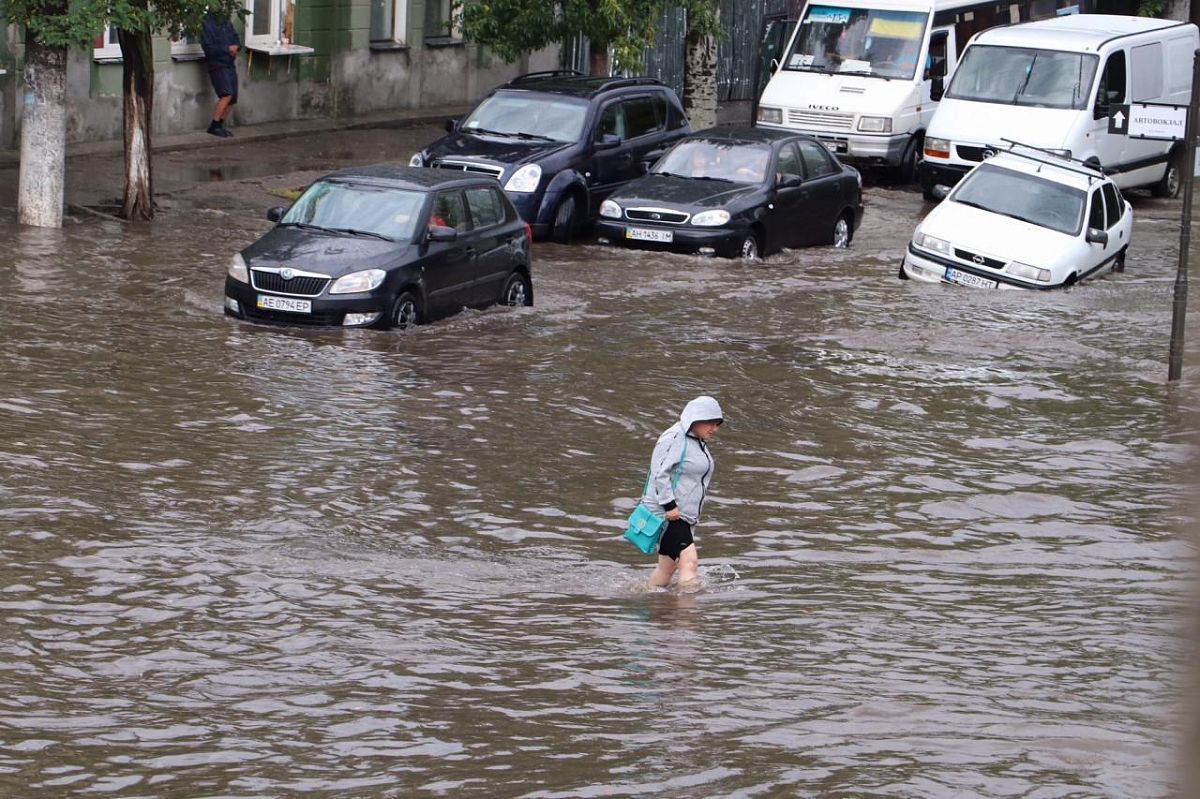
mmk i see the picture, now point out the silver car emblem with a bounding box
[982,148,997,160]
[651,212,661,220]
[281,268,294,280]
[973,255,985,265]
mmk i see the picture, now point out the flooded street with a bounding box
[0,126,1197,797]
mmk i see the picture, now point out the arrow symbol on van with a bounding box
[1112,110,1126,130]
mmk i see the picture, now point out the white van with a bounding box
[754,0,1090,180]
[920,15,1198,200]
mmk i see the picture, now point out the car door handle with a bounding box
[464,247,477,256]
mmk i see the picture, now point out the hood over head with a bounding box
[679,395,724,434]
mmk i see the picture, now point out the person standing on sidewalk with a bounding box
[643,395,724,590]
[200,11,241,138]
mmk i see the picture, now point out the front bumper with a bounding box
[901,244,1053,290]
[224,277,387,326]
[594,219,746,257]
[918,160,971,196]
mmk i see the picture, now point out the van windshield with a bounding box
[951,163,1085,236]
[460,92,589,143]
[783,5,929,80]
[946,45,1098,110]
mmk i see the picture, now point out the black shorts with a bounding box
[208,64,238,104]
[658,518,694,561]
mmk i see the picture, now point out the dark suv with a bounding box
[410,70,692,242]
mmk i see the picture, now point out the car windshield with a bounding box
[281,181,424,240]
[653,140,772,184]
[783,5,928,80]
[950,162,1085,235]
[460,92,589,143]
[946,45,1098,109]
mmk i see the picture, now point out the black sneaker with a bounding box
[218,126,234,138]
[206,121,223,137]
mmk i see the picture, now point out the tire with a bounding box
[1152,148,1183,199]
[500,271,532,307]
[922,186,939,202]
[898,262,909,280]
[389,290,421,330]
[830,213,852,248]
[1113,248,1127,274]
[551,193,577,244]
[737,231,760,261]
[896,135,922,184]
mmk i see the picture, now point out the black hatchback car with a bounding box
[595,126,864,259]
[224,166,533,329]
[410,70,691,242]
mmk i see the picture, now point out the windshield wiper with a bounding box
[325,227,393,241]
[466,126,516,138]
[281,221,330,232]
[511,131,556,142]
[690,175,735,183]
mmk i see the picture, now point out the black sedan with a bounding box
[594,127,863,259]
[224,166,533,329]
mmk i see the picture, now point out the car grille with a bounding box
[432,159,505,179]
[625,207,690,224]
[243,307,344,326]
[786,110,855,132]
[956,145,998,163]
[251,269,330,297]
[954,247,1006,270]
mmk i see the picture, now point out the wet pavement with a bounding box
[0,123,1198,797]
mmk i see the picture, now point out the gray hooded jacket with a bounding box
[640,395,723,525]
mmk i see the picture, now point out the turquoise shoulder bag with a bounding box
[623,438,689,555]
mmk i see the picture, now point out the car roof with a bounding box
[970,151,1103,191]
[690,125,816,145]
[498,71,667,99]
[973,15,1190,53]
[321,164,494,190]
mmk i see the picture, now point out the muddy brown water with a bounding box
[0,128,1197,797]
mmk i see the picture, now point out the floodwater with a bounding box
[0,130,1197,797]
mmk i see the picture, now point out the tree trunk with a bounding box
[683,12,718,131]
[17,34,68,228]
[118,28,155,221]
[588,39,610,77]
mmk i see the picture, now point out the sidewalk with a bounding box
[0,104,472,166]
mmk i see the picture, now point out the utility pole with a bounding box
[1168,49,1200,382]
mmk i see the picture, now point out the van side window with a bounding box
[1102,183,1122,229]
[1131,43,1164,102]
[1094,51,1127,119]
[926,31,948,80]
[1088,189,1105,232]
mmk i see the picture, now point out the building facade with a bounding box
[0,0,556,149]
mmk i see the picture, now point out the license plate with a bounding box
[257,294,312,313]
[626,227,673,243]
[944,267,997,289]
[820,138,848,153]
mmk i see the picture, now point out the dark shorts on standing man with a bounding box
[208,64,238,104]
[658,518,694,561]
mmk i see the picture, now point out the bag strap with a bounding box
[641,436,689,497]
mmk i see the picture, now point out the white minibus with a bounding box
[920,15,1199,199]
[755,0,1089,181]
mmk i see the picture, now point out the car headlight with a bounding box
[409,152,424,167]
[228,253,249,283]
[1006,261,1051,282]
[757,106,783,125]
[913,231,951,255]
[329,269,386,295]
[924,137,951,158]
[504,164,542,193]
[691,209,730,227]
[599,199,622,219]
[857,116,892,133]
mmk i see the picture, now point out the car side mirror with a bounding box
[930,76,944,102]
[427,225,458,242]
[931,184,950,201]
[445,118,459,133]
[267,206,285,223]
[1086,227,1108,245]
[595,133,622,151]
[777,173,803,188]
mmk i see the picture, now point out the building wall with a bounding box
[0,0,556,149]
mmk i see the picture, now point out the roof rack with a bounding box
[505,69,585,85]
[592,76,663,93]
[994,138,1105,182]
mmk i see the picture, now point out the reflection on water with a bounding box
[0,185,1195,797]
